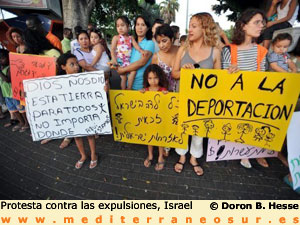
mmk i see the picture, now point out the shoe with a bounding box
[12,125,21,132]
[240,159,252,169]
[144,157,153,168]
[256,158,269,168]
[1,104,8,113]
[75,160,86,169]
[283,175,300,194]
[174,161,184,173]
[155,161,165,171]
[89,159,98,169]
[19,126,29,133]
[59,138,71,149]
[163,147,170,157]
[191,164,204,176]
[41,139,51,145]
[4,119,18,128]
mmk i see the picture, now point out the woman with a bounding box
[6,27,26,53]
[116,16,155,90]
[260,0,299,48]
[73,30,97,72]
[222,8,270,169]
[172,13,221,176]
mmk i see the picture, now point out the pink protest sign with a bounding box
[206,139,278,162]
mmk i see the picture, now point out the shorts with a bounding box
[5,97,25,113]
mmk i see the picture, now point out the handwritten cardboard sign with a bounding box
[10,52,56,101]
[109,90,188,148]
[207,139,277,162]
[24,72,112,141]
[178,69,300,151]
[287,111,300,190]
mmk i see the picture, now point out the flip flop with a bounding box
[191,164,204,176]
[155,161,165,171]
[240,159,252,169]
[89,159,98,169]
[144,157,153,168]
[12,125,21,132]
[19,126,29,133]
[41,139,51,145]
[283,175,300,194]
[75,160,86,169]
[174,161,184,173]
[256,158,269,168]
[59,138,71,149]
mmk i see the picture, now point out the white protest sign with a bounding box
[24,72,112,141]
[207,139,277,162]
[287,111,300,190]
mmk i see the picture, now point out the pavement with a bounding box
[0,114,299,200]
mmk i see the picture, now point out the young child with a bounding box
[268,33,297,73]
[141,64,168,171]
[57,53,106,169]
[0,49,29,132]
[89,29,110,72]
[110,16,146,90]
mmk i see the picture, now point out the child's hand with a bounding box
[227,64,239,74]
[162,90,168,95]
[140,88,146,93]
[108,61,118,70]
[140,50,147,57]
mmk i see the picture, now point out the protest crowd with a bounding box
[1,0,300,196]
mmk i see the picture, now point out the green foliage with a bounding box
[90,0,160,41]
[159,0,179,24]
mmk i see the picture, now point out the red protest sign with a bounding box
[9,53,56,101]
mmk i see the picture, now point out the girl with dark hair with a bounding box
[141,64,168,171]
[6,27,25,53]
[89,29,110,72]
[222,8,270,169]
[260,0,299,48]
[172,12,221,176]
[110,16,146,89]
[73,30,97,71]
[116,16,155,90]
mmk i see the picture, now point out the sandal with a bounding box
[163,147,170,157]
[89,159,98,169]
[75,160,86,169]
[19,126,29,133]
[41,139,51,145]
[240,159,252,169]
[155,161,165,171]
[256,158,269,168]
[4,119,18,128]
[59,138,71,149]
[12,125,21,132]
[174,161,184,173]
[191,164,204,176]
[144,157,153,168]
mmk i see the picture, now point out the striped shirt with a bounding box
[221,45,266,72]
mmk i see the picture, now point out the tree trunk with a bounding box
[62,0,95,30]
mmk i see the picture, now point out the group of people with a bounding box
[1,0,300,194]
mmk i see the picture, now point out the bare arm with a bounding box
[171,46,185,79]
[0,68,10,83]
[213,48,221,69]
[151,53,158,64]
[270,62,289,72]
[78,60,97,71]
[111,35,119,65]
[268,0,297,26]
[288,59,297,73]
[90,44,104,67]
[266,0,279,18]
[117,51,153,74]
[220,31,230,46]
[131,36,145,54]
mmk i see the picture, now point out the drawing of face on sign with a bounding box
[192,125,199,135]
[263,127,275,147]
[253,127,266,142]
[115,113,123,124]
[235,123,253,143]
[181,124,189,134]
[203,119,214,137]
[222,123,232,141]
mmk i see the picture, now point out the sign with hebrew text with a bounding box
[10,52,56,101]
[178,69,300,151]
[24,72,111,141]
[109,90,188,148]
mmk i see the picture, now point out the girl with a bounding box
[89,29,110,72]
[141,64,168,171]
[222,8,270,169]
[0,49,28,132]
[268,33,297,72]
[172,13,221,176]
[6,27,26,53]
[111,16,146,90]
[260,0,299,48]
[57,53,102,169]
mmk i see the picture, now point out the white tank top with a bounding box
[277,0,299,25]
[92,49,110,72]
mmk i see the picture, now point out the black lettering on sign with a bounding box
[258,77,285,94]
[230,73,243,91]
[191,73,218,89]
